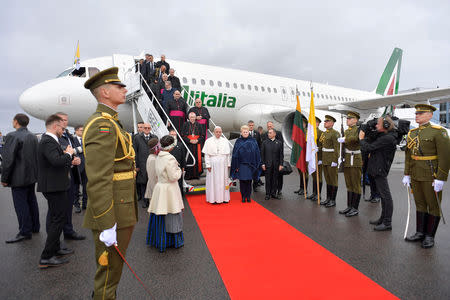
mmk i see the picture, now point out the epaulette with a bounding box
[410,127,419,131]
[431,125,442,129]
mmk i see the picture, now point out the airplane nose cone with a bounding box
[19,83,48,120]
[19,86,35,113]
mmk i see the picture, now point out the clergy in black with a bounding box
[166,90,188,133]
[181,113,205,180]
[188,98,211,146]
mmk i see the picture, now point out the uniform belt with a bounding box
[322,148,334,152]
[113,170,135,181]
[411,155,438,161]
[345,149,361,166]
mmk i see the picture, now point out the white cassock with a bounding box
[202,136,231,203]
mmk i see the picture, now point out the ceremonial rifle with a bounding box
[338,114,345,173]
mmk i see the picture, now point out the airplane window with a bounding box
[248,84,252,90]
[302,92,306,96]
[209,80,214,86]
[88,67,100,77]
[240,84,245,89]
[71,67,86,77]
[261,86,265,92]
[233,83,238,89]
[267,87,271,93]
[56,68,74,78]
[255,86,258,91]
[325,95,329,99]
[273,88,277,93]
[316,93,320,98]
[192,78,197,84]
[334,96,337,100]
[182,77,187,83]
[201,79,205,85]
[282,88,286,94]
[218,81,222,87]
[291,89,295,96]
[226,82,230,88]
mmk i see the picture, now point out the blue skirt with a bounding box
[146,213,184,252]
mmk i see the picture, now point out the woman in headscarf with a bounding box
[146,135,184,252]
[231,125,261,203]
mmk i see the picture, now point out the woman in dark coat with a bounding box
[231,125,261,203]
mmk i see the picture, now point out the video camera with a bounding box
[359,116,410,145]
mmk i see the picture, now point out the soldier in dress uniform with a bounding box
[338,111,363,217]
[306,117,324,202]
[403,104,450,249]
[319,115,340,207]
[83,67,138,299]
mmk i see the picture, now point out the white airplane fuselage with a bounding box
[18,54,394,141]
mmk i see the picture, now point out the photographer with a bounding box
[359,116,397,231]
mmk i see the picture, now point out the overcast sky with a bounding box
[1,0,449,134]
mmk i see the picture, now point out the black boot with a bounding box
[314,182,323,202]
[320,185,330,205]
[422,215,441,249]
[405,211,427,242]
[339,191,352,214]
[325,186,337,207]
[345,193,360,217]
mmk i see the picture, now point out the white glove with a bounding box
[402,175,411,187]
[338,157,343,165]
[337,137,345,143]
[433,179,444,192]
[331,162,338,167]
[318,160,322,165]
[99,223,117,247]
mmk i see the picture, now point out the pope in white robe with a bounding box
[202,126,231,203]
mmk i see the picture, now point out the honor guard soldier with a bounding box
[306,116,324,202]
[338,111,362,217]
[83,67,138,299]
[320,115,340,207]
[403,104,450,248]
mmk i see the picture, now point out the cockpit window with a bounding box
[56,68,74,78]
[71,67,86,77]
[88,67,100,77]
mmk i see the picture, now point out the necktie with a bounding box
[145,135,149,141]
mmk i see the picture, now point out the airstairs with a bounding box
[119,61,234,193]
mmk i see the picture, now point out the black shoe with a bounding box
[294,188,303,194]
[5,233,32,244]
[271,194,280,199]
[306,193,316,200]
[339,207,351,214]
[265,195,270,200]
[325,200,335,207]
[64,232,86,240]
[74,207,82,213]
[142,199,149,208]
[39,256,69,269]
[369,218,382,225]
[242,198,246,203]
[56,248,74,257]
[345,208,359,217]
[374,223,392,231]
[421,236,435,248]
[405,232,425,242]
[246,198,251,203]
[320,199,329,206]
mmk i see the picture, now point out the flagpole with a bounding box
[302,172,307,198]
[316,153,320,204]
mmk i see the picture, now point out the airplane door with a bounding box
[280,86,288,102]
[113,54,135,80]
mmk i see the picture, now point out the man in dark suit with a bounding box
[261,129,284,200]
[155,54,170,74]
[133,123,157,208]
[1,113,40,243]
[142,53,155,84]
[168,68,182,91]
[262,121,284,196]
[38,114,77,268]
[73,125,88,210]
[55,112,85,240]
[248,120,262,191]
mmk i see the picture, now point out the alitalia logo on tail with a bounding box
[182,85,236,108]
[375,47,403,96]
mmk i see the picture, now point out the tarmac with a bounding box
[0,150,449,299]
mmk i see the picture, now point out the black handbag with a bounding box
[279,161,293,175]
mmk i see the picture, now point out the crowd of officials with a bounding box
[1,61,449,299]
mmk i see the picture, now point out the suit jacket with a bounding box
[261,138,283,168]
[73,135,86,173]
[1,127,38,187]
[37,134,72,193]
[249,130,262,148]
[143,61,155,83]
[59,130,81,183]
[133,132,157,184]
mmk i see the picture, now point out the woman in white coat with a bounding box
[146,135,184,252]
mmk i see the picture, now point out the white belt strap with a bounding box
[322,148,334,152]
[345,149,361,165]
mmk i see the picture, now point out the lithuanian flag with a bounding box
[290,89,306,172]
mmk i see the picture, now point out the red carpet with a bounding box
[187,192,398,300]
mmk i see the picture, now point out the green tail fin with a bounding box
[375,48,403,96]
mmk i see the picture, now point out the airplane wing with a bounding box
[316,87,450,113]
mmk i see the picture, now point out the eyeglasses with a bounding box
[144,127,151,129]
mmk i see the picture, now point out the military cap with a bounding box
[324,115,336,122]
[315,116,322,123]
[84,67,126,90]
[347,111,360,119]
[414,104,436,113]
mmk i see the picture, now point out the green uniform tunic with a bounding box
[83,104,138,300]
[343,125,362,194]
[405,122,450,216]
[321,128,340,187]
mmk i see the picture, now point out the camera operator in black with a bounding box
[359,116,397,231]
[360,118,381,203]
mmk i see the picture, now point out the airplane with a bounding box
[19,47,450,148]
